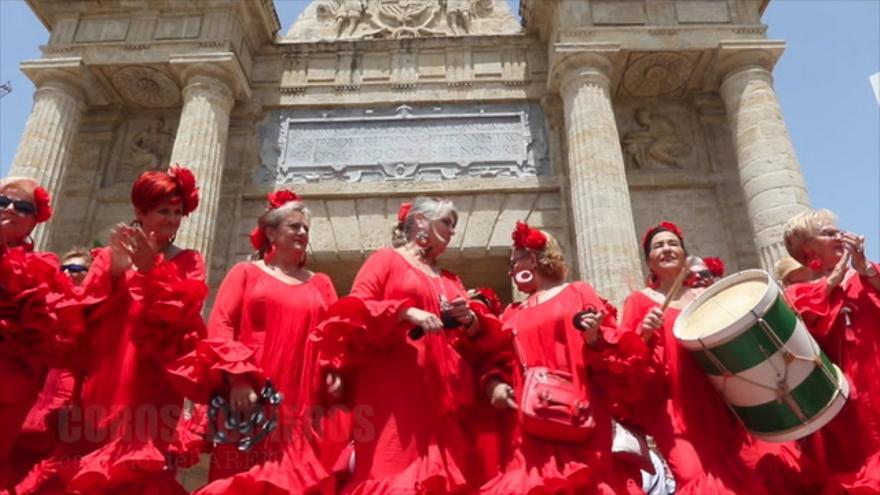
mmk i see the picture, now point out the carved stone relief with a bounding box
[286,0,520,41]
[107,116,178,185]
[256,103,549,185]
[620,52,699,98]
[622,108,693,170]
[111,66,181,108]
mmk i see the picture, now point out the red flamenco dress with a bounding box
[0,246,85,490]
[15,247,207,495]
[616,291,809,495]
[168,262,338,494]
[313,248,503,495]
[786,264,880,494]
[479,282,644,495]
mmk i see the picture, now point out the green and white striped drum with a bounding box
[673,269,849,442]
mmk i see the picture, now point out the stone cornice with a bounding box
[711,39,785,84]
[548,42,622,94]
[169,52,252,100]
[19,56,107,105]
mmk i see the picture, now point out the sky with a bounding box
[1,0,878,258]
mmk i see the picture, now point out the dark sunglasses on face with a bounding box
[61,264,89,274]
[692,269,714,279]
[0,195,37,215]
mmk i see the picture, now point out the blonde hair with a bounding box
[61,247,92,264]
[783,209,837,264]
[252,201,311,260]
[391,197,458,248]
[533,230,568,282]
[0,176,38,196]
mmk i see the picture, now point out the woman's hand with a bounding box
[488,380,517,410]
[447,297,479,336]
[842,232,869,274]
[325,370,343,400]
[826,250,850,292]
[127,226,159,272]
[576,310,604,345]
[109,224,134,278]
[228,375,258,417]
[403,307,444,334]
[639,307,664,343]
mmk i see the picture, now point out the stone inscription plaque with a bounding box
[256,103,549,184]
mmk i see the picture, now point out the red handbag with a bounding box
[511,302,595,443]
[518,365,595,442]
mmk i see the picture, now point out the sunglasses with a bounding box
[0,195,37,215]
[692,269,714,279]
[61,264,89,274]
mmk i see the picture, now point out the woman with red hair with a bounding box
[169,189,337,494]
[16,167,207,495]
[616,222,811,494]
[0,177,84,490]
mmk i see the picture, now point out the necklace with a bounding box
[268,261,302,279]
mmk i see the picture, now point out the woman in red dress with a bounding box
[0,178,83,489]
[169,189,336,494]
[12,249,96,483]
[314,196,503,494]
[616,222,808,494]
[16,167,207,494]
[783,209,880,493]
[479,221,644,495]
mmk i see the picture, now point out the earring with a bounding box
[23,235,35,252]
[808,258,823,271]
[415,229,429,247]
[264,244,277,263]
[514,270,534,286]
[647,272,660,289]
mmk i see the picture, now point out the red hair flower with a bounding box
[467,287,503,316]
[642,221,684,252]
[168,166,199,216]
[249,226,265,251]
[267,189,301,209]
[512,220,547,251]
[32,186,53,223]
[397,202,412,225]
[704,257,725,278]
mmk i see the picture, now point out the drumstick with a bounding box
[660,256,701,312]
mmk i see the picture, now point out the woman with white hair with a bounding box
[783,209,880,492]
[170,189,337,494]
[314,196,504,494]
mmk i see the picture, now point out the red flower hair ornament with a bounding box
[642,221,684,252]
[397,202,412,226]
[467,287,503,316]
[168,166,199,216]
[32,186,53,223]
[703,257,725,278]
[249,189,303,251]
[512,220,547,251]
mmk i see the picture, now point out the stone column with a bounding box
[554,49,642,304]
[9,67,87,249]
[718,43,810,269]
[168,63,236,269]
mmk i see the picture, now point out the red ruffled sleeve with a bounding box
[0,246,86,367]
[313,250,415,373]
[127,250,207,363]
[786,278,847,338]
[594,291,668,429]
[166,262,261,403]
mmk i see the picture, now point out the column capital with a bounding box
[549,42,622,98]
[713,40,785,85]
[20,57,106,106]
[169,52,252,100]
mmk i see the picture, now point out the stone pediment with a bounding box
[284,0,521,41]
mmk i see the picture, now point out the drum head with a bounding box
[675,270,777,346]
